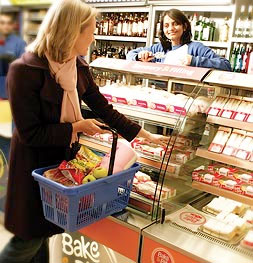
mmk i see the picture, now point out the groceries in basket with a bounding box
[100,139,137,174]
[44,141,137,186]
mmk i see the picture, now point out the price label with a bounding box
[221,110,233,119]
[234,112,247,121]
[208,107,220,116]
[247,114,253,123]
[223,146,234,156]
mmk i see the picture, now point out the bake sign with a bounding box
[151,248,174,263]
[62,233,100,263]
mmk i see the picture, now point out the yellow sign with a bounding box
[10,0,52,5]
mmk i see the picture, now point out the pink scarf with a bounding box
[45,52,83,144]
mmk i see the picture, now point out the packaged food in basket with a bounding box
[77,145,102,165]
[58,160,87,185]
[43,168,76,187]
[241,230,253,250]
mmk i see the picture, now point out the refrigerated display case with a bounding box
[77,58,253,263]
[139,70,253,263]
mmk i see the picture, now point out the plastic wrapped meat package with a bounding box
[235,132,253,160]
[222,129,246,156]
[207,96,229,116]
[133,171,176,200]
[233,98,253,121]
[220,96,242,119]
[208,126,232,153]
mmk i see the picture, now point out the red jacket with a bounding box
[5,52,141,240]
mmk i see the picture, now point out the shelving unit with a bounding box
[196,148,253,171]
[153,38,230,48]
[231,37,253,44]
[83,103,185,127]
[207,116,253,131]
[192,181,253,206]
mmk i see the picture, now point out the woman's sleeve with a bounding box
[7,61,73,147]
[126,43,163,62]
[82,69,141,142]
[190,43,232,71]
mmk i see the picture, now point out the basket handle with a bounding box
[100,126,118,176]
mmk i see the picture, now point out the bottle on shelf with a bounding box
[241,44,251,73]
[122,13,129,36]
[103,13,109,36]
[243,5,252,38]
[201,17,211,41]
[190,13,198,40]
[117,13,124,36]
[99,15,105,35]
[234,5,246,38]
[113,14,118,36]
[143,14,149,37]
[127,13,133,37]
[108,13,114,36]
[219,17,229,42]
[132,13,139,37]
[137,13,144,37]
[95,21,99,35]
[155,14,162,38]
[194,15,203,41]
[230,43,253,73]
[209,20,216,41]
[229,43,239,71]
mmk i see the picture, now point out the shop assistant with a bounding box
[127,9,231,71]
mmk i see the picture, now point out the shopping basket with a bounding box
[32,127,140,232]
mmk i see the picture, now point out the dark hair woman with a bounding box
[127,9,231,71]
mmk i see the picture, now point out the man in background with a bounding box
[0,13,25,212]
[0,12,26,99]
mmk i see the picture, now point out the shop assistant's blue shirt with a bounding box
[0,34,26,98]
[126,41,232,71]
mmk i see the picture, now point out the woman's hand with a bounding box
[181,54,192,66]
[137,128,170,147]
[72,119,106,136]
[137,51,154,62]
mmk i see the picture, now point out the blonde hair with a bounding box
[26,0,97,63]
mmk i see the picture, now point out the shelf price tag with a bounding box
[233,112,247,121]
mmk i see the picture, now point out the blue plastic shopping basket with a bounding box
[32,127,140,232]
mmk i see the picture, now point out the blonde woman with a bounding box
[0,1,168,262]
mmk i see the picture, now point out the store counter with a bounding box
[141,222,253,263]
[78,208,154,262]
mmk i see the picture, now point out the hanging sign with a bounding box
[90,58,211,82]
